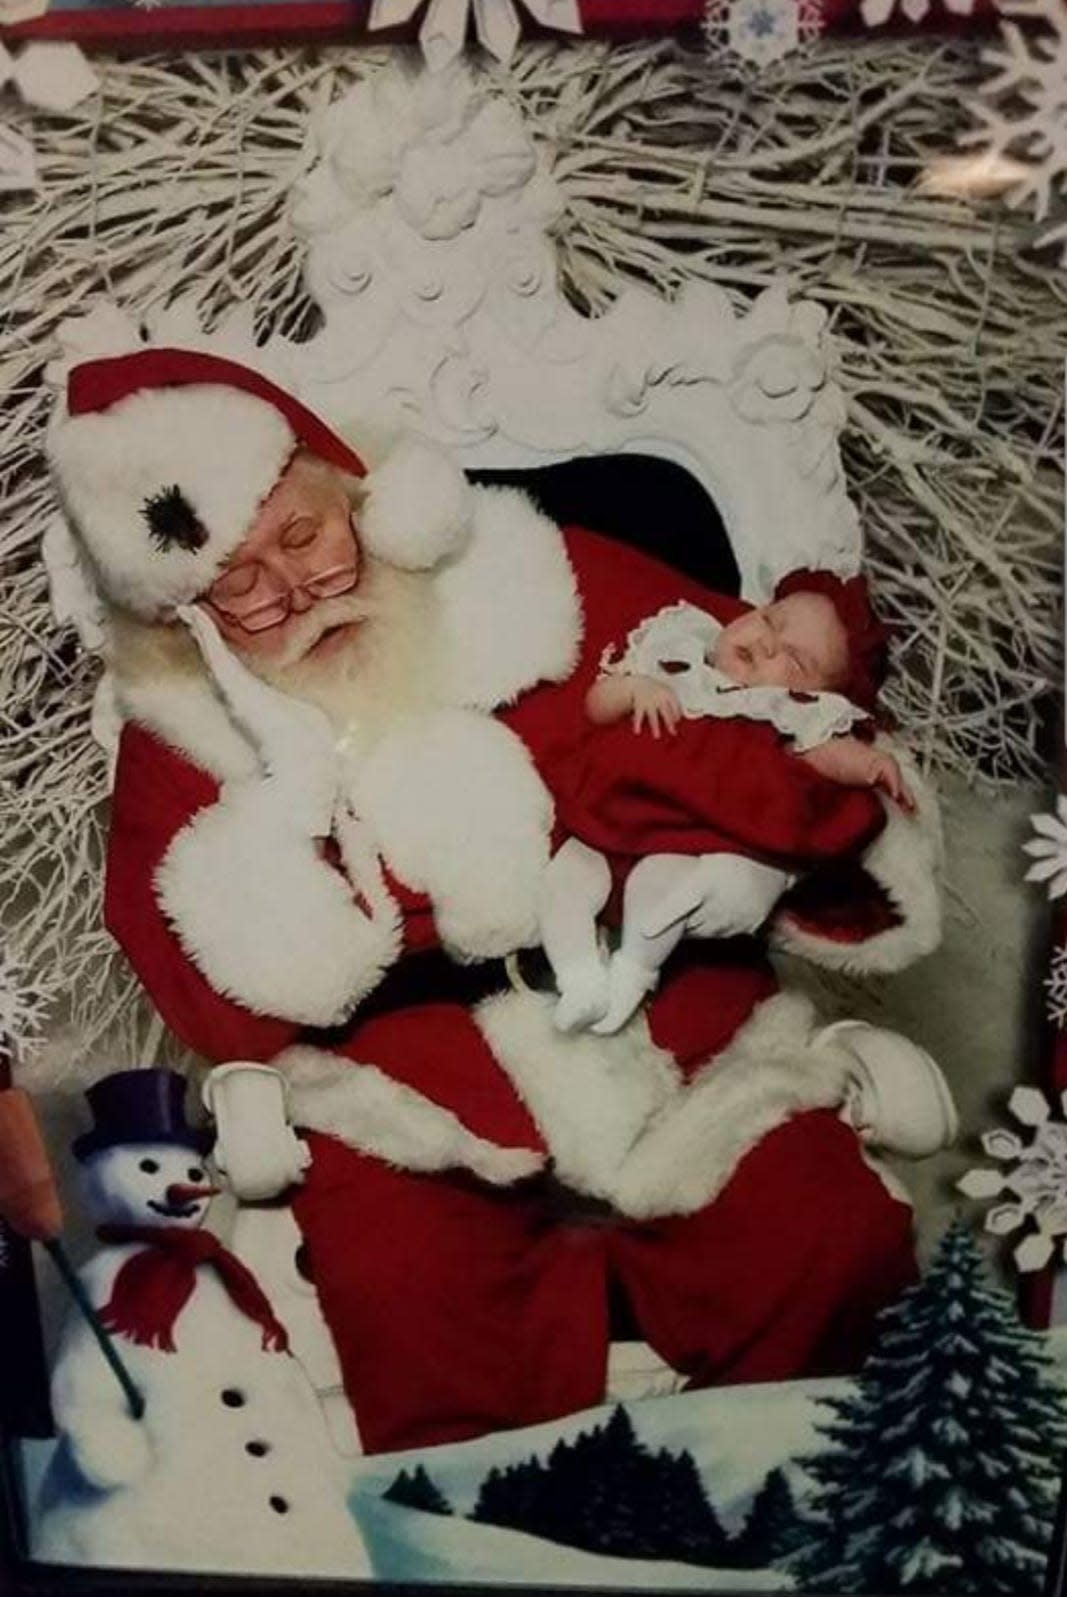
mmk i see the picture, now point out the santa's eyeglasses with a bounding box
[204,563,359,634]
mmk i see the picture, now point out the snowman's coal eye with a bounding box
[139,1158,160,1174]
[187,1167,204,1183]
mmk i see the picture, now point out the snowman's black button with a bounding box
[246,1440,270,1457]
[269,1496,289,1515]
[220,1388,245,1408]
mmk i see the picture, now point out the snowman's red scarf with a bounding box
[97,1226,290,1354]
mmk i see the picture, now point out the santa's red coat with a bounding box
[104,527,918,1453]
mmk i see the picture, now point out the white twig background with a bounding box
[0,36,1062,1080]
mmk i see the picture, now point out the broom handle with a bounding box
[44,1238,145,1420]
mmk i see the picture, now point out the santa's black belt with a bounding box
[306,947,557,1042]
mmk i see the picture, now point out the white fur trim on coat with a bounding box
[350,707,555,960]
[606,993,862,1219]
[156,785,402,1028]
[49,386,293,620]
[770,739,943,975]
[431,486,581,711]
[475,987,682,1202]
[359,436,473,570]
[479,988,861,1217]
[116,664,258,785]
[280,985,873,1221]
[276,1044,543,1185]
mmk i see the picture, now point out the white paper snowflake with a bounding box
[704,0,823,69]
[1046,944,1067,1029]
[0,41,99,193]
[1023,795,1067,900]
[859,0,972,25]
[367,0,583,71]
[963,0,1067,262]
[959,1086,1067,1272]
[0,0,48,22]
[0,41,98,114]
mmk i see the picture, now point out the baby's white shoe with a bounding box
[591,954,659,1036]
[554,962,611,1033]
[820,1020,958,1158]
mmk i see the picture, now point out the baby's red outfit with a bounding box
[551,591,885,908]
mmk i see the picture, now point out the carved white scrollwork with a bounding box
[286,62,862,599]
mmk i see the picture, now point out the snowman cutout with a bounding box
[34,1068,371,1579]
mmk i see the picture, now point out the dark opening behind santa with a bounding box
[46,343,949,1453]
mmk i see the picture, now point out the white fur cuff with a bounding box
[771,738,942,976]
[156,802,401,1028]
[276,1045,543,1186]
[606,994,855,1219]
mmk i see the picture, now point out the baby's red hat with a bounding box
[774,567,889,714]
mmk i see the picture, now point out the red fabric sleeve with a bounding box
[555,715,884,871]
[504,527,885,872]
[104,724,301,1064]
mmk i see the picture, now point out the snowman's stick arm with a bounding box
[42,1239,146,1421]
[0,1085,145,1422]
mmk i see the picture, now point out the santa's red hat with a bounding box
[774,567,889,714]
[47,347,473,619]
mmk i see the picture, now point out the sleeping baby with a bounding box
[539,569,912,1035]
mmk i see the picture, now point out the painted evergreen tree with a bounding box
[382,1464,452,1515]
[471,1405,731,1565]
[653,1445,733,1566]
[731,1466,804,1568]
[789,1219,1067,1594]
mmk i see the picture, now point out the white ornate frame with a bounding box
[285,63,862,602]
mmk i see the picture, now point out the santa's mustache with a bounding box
[269,590,380,670]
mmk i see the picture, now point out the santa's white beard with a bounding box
[244,557,442,747]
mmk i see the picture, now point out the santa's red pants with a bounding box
[293,1110,916,1455]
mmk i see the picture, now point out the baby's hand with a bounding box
[631,680,683,739]
[866,749,915,812]
[804,737,915,812]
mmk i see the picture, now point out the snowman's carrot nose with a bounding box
[166,1183,220,1206]
[0,1087,63,1241]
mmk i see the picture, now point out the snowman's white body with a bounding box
[33,1143,370,1580]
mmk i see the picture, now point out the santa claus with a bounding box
[47,343,953,1456]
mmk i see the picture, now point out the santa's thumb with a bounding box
[177,605,337,788]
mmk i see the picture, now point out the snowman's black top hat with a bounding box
[73,1068,213,1163]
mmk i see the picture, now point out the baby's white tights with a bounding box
[540,842,794,1035]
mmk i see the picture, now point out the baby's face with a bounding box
[713,593,849,693]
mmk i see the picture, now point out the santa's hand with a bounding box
[68,1409,151,1491]
[177,605,340,830]
[630,680,682,740]
[203,1063,311,1203]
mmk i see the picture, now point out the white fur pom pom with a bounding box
[359,435,473,570]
